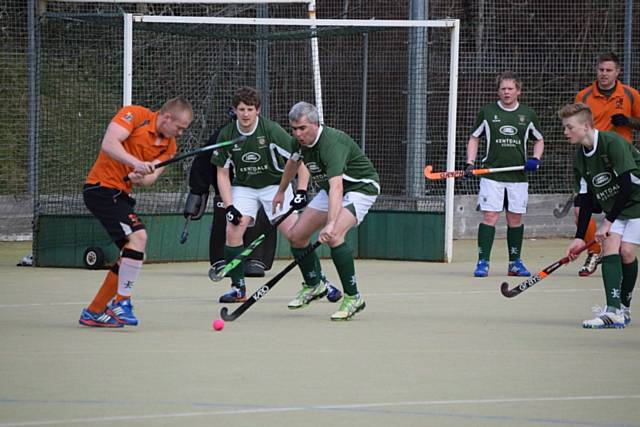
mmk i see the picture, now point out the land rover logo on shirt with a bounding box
[307,162,322,173]
[592,172,612,188]
[242,152,261,163]
[499,125,518,136]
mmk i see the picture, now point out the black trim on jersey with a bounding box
[605,171,632,223]
[575,193,593,240]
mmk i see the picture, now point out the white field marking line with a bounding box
[1,395,639,426]
[0,288,601,309]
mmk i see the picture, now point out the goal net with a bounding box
[33,9,459,265]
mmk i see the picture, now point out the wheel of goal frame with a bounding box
[83,247,106,270]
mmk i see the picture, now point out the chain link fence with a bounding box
[1,0,639,241]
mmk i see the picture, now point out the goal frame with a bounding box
[123,14,460,262]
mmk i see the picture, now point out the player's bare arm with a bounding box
[319,176,344,243]
[532,138,544,159]
[101,122,154,175]
[272,158,301,214]
[216,166,233,208]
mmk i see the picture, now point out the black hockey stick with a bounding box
[179,215,191,244]
[553,194,575,219]
[208,207,296,282]
[220,240,322,321]
[123,135,246,182]
[500,240,595,298]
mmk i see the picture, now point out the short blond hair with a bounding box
[496,71,522,90]
[557,103,594,126]
[160,96,193,118]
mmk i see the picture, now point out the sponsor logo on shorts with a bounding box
[592,172,612,187]
[242,152,261,163]
[499,125,518,136]
[123,112,134,122]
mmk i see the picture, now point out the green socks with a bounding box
[477,223,495,261]
[292,245,321,287]
[507,225,524,261]
[621,258,638,308]
[331,242,357,296]
[601,254,623,309]
[224,245,245,287]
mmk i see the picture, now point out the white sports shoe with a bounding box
[582,305,625,329]
[621,304,631,326]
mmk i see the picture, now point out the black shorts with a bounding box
[83,184,145,243]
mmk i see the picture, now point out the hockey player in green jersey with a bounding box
[273,101,380,320]
[465,71,545,278]
[560,102,639,329]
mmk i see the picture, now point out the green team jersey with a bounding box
[471,101,543,182]
[211,116,292,188]
[574,130,640,220]
[290,126,380,196]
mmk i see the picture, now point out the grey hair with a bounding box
[288,101,320,125]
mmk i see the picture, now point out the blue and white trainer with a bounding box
[107,298,139,326]
[79,308,123,328]
[583,306,625,329]
[473,259,490,277]
[219,285,247,303]
[508,258,531,277]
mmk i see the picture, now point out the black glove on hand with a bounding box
[611,114,630,127]
[225,205,242,225]
[290,189,308,210]
[463,163,475,179]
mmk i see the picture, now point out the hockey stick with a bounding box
[179,215,190,244]
[123,135,246,182]
[208,207,296,282]
[424,164,524,180]
[553,194,575,219]
[500,239,596,298]
[220,240,322,321]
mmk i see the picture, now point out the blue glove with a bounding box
[290,189,308,210]
[225,205,242,225]
[524,157,540,172]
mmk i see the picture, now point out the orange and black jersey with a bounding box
[576,81,640,143]
[86,105,177,192]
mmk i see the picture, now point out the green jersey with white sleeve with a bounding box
[211,116,292,188]
[290,126,380,196]
[471,101,543,182]
[574,130,640,219]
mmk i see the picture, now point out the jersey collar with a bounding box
[583,130,599,157]
[497,101,519,112]
[306,125,324,148]
[236,116,260,136]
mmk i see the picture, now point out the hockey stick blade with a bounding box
[209,207,295,282]
[500,239,596,298]
[552,196,574,219]
[219,240,322,321]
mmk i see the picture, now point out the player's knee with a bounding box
[619,245,636,263]
[127,229,147,250]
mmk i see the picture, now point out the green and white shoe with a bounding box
[287,282,328,309]
[330,293,366,321]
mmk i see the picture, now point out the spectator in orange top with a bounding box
[574,52,640,277]
[79,97,193,328]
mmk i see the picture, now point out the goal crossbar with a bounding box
[131,15,459,28]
